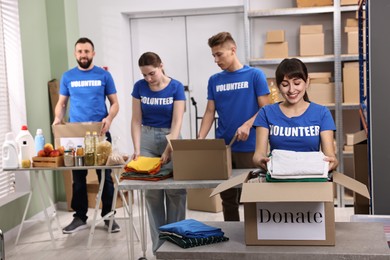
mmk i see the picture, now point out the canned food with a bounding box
[75,156,84,166]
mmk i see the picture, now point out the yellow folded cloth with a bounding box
[124,156,162,174]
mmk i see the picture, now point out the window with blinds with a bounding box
[0,0,19,200]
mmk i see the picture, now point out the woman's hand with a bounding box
[324,155,338,171]
[130,152,139,161]
[253,154,270,171]
[160,150,171,165]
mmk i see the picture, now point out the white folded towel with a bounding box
[267,149,329,179]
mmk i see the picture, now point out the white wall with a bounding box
[76,0,243,154]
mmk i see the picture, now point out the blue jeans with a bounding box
[71,132,114,222]
[140,126,187,254]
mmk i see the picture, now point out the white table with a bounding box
[4,165,124,248]
[117,168,250,260]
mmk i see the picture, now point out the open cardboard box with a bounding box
[52,122,103,211]
[211,171,370,246]
[169,138,232,180]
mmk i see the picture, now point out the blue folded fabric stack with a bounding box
[159,219,229,248]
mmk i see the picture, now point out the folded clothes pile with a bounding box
[121,156,172,181]
[266,149,329,182]
[159,219,229,248]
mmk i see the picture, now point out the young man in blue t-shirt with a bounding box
[53,37,120,233]
[198,32,270,221]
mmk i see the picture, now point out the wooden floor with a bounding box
[4,195,355,260]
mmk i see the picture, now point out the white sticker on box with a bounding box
[60,137,84,150]
[256,202,326,240]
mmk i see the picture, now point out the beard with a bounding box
[77,57,93,69]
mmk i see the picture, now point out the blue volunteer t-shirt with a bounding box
[132,78,186,128]
[60,66,117,122]
[208,65,269,152]
[253,102,336,152]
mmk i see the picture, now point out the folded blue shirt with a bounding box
[159,219,224,238]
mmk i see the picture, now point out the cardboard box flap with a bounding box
[333,172,370,199]
[171,139,226,151]
[52,122,102,137]
[210,172,249,197]
[240,182,334,203]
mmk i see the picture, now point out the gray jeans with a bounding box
[140,126,187,254]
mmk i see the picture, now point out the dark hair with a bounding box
[208,32,236,48]
[138,52,162,67]
[275,58,310,102]
[75,37,94,50]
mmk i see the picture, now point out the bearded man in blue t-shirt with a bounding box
[198,32,270,221]
[53,37,120,233]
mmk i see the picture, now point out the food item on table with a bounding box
[21,159,31,168]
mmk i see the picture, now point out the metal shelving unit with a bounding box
[243,0,360,207]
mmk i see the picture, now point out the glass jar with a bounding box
[64,150,74,167]
[76,145,84,156]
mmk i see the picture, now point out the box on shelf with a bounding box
[307,83,335,104]
[266,30,285,43]
[341,0,359,5]
[296,0,333,8]
[32,156,64,167]
[300,25,323,34]
[343,62,359,104]
[347,31,358,54]
[346,130,367,146]
[170,139,232,180]
[211,172,370,246]
[309,72,332,84]
[345,18,359,28]
[300,25,324,56]
[187,188,222,213]
[264,42,288,59]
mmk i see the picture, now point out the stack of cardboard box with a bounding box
[300,25,325,56]
[263,30,288,59]
[306,72,335,105]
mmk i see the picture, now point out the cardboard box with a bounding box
[187,188,222,213]
[264,42,288,59]
[347,31,358,54]
[341,0,358,5]
[266,30,285,43]
[52,122,103,211]
[306,83,335,104]
[87,180,127,209]
[309,72,332,84]
[211,172,370,246]
[300,33,325,56]
[296,0,333,8]
[300,25,323,34]
[346,130,367,146]
[170,139,232,180]
[345,18,359,28]
[343,62,359,103]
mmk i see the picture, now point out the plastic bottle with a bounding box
[92,131,99,165]
[15,125,35,162]
[20,140,31,168]
[84,131,94,166]
[2,132,19,169]
[34,128,45,155]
